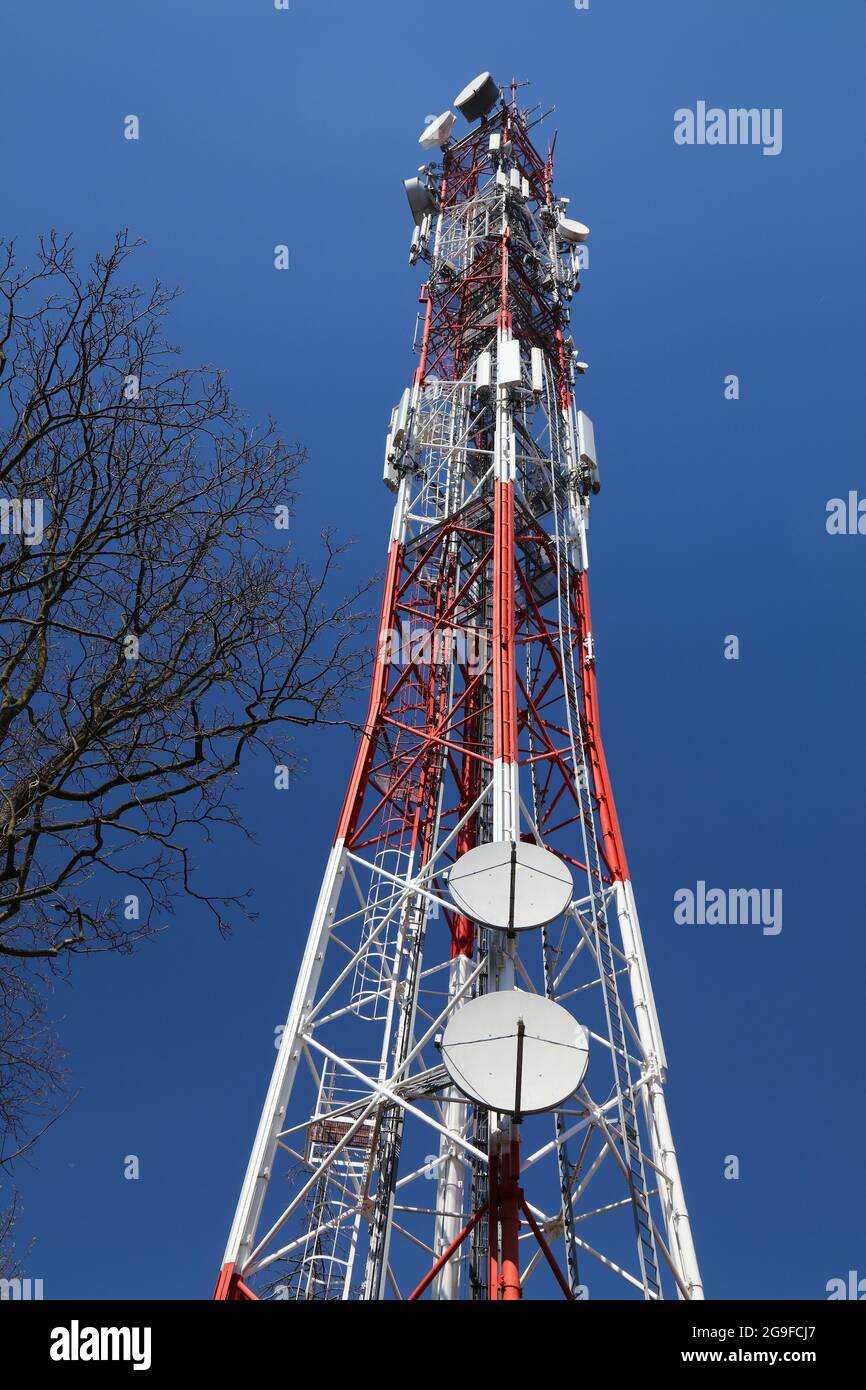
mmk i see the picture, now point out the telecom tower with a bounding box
[215,73,703,1303]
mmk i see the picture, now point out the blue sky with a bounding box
[2,0,865,1298]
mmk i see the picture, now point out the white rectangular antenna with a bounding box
[498,338,522,387]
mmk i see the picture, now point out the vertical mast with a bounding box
[214,73,702,1303]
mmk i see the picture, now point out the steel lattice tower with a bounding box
[214,75,703,1303]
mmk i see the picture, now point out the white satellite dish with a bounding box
[454,71,500,123]
[447,840,573,932]
[419,110,456,149]
[557,216,590,244]
[404,176,438,225]
[441,990,589,1115]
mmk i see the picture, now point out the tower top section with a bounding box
[403,71,589,386]
[404,71,588,256]
[386,72,596,505]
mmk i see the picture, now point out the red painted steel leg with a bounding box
[498,1139,522,1302]
[488,1148,500,1298]
[213,1262,259,1301]
[519,1197,575,1301]
[407,1204,488,1302]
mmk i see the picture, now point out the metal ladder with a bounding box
[292,1058,376,1300]
[350,634,426,1020]
[350,789,414,1020]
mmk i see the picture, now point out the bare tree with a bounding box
[0,231,369,961]
[0,964,65,1278]
[0,1191,26,1281]
[0,966,64,1159]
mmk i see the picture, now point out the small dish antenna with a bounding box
[404,176,438,225]
[440,990,589,1116]
[419,111,456,149]
[447,840,573,932]
[557,216,590,244]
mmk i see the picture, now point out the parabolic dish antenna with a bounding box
[441,990,589,1115]
[447,840,573,932]
[403,176,438,225]
[453,71,500,123]
[419,110,456,149]
[557,215,590,244]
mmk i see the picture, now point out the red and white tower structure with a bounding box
[215,74,703,1302]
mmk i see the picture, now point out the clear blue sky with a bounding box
[3,0,864,1299]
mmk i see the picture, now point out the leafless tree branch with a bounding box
[0,230,372,959]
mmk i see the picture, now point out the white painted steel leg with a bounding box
[491,757,520,845]
[431,953,471,1299]
[222,840,348,1273]
[612,878,704,1299]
